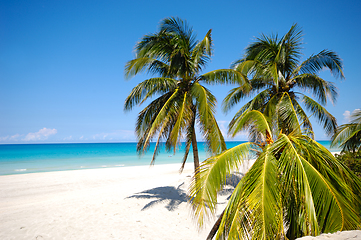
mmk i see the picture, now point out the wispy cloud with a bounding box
[0,136,9,141]
[9,134,21,141]
[23,128,57,141]
[63,135,73,141]
[343,110,351,124]
[343,109,360,124]
[91,130,136,141]
[0,134,22,142]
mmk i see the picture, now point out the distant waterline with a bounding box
[0,141,339,176]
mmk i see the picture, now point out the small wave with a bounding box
[15,169,27,172]
[115,164,125,167]
[80,166,86,168]
[101,165,107,167]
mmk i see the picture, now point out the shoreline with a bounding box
[0,163,223,240]
[1,150,341,177]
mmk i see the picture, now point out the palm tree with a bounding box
[124,17,246,171]
[224,24,344,138]
[331,109,361,154]
[189,96,361,240]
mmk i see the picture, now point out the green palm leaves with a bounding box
[124,17,246,170]
[225,24,344,137]
[189,25,359,239]
[189,110,361,240]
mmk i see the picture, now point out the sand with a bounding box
[297,231,361,240]
[0,161,359,240]
[0,163,225,240]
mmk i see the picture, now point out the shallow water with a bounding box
[0,141,339,175]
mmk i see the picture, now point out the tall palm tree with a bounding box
[189,96,361,240]
[331,109,361,153]
[224,24,344,138]
[124,17,246,171]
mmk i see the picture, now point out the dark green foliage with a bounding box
[335,151,361,178]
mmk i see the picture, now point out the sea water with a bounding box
[0,141,339,176]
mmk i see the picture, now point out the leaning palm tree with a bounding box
[225,24,344,138]
[331,109,361,153]
[189,95,361,240]
[124,17,246,171]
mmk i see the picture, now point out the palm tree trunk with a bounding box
[191,127,200,172]
[190,106,200,172]
[206,209,225,240]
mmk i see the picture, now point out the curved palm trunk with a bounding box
[190,106,200,172]
[206,209,225,240]
[191,128,200,172]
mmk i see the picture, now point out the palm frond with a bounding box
[296,50,344,79]
[291,74,338,105]
[228,89,271,136]
[222,78,268,113]
[140,89,179,151]
[275,134,320,237]
[191,29,212,72]
[292,99,314,137]
[179,127,193,173]
[168,92,191,151]
[302,94,337,135]
[276,92,302,135]
[222,87,249,113]
[189,142,254,227]
[124,77,178,110]
[292,136,361,230]
[331,124,358,149]
[276,23,303,76]
[125,57,170,78]
[201,69,250,87]
[229,110,272,142]
[150,121,168,165]
[191,83,226,154]
[219,145,282,240]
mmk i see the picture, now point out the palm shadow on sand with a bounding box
[126,172,244,211]
[126,182,188,211]
[218,172,244,200]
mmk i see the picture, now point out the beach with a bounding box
[1,159,359,240]
[0,163,228,240]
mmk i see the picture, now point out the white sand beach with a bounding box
[0,161,359,240]
[0,163,224,240]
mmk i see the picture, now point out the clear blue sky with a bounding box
[1,0,360,144]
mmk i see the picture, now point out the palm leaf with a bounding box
[218,145,282,240]
[202,69,249,87]
[189,142,254,227]
[192,29,212,72]
[292,74,338,105]
[275,134,320,237]
[302,94,337,135]
[191,83,226,154]
[124,77,178,110]
[296,50,344,79]
[141,89,179,151]
[168,92,191,151]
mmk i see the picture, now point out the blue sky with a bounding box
[1,0,360,144]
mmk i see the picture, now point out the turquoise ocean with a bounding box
[0,141,339,176]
